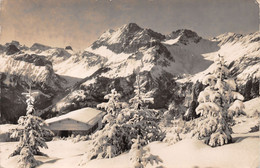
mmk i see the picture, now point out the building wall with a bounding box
[47,118,102,137]
[47,118,90,131]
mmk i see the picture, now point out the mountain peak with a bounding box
[65,46,73,51]
[30,43,52,51]
[169,29,199,37]
[91,23,166,53]
[6,44,20,55]
[167,29,201,44]
[5,40,20,47]
[212,32,243,45]
[122,23,142,33]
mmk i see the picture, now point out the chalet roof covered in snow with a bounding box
[45,107,104,125]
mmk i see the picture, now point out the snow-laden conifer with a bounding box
[129,73,154,109]
[128,73,163,167]
[80,88,130,163]
[194,54,245,147]
[97,88,122,125]
[80,74,163,165]
[126,73,163,143]
[9,86,53,167]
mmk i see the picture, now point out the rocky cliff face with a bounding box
[0,46,67,123]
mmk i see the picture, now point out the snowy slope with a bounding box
[179,31,260,84]
[53,51,106,80]
[1,127,258,168]
[243,97,260,116]
[1,132,258,168]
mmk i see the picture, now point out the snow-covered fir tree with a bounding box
[193,54,245,147]
[127,73,163,143]
[80,74,163,165]
[129,72,154,110]
[80,88,130,163]
[9,86,53,167]
[97,88,122,125]
[128,73,163,168]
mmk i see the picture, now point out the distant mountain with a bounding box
[1,23,259,122]
[51,24,259,116]
[0,43,69,123]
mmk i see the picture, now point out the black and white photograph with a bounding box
[0,0,259,167]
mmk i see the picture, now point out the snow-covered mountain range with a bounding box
[0,23,259,123]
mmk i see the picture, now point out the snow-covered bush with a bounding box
[193,55,244,147]
[161,100,184,127]
[71,134,89,143]
[82,122,131,161]
[163,120,182,145]
[9,88,53,164]
[163,118,197,145]
[161,103,175,127]
[130,135,163,168]
[228,99,245,117]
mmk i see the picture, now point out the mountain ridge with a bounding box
[0,23,259,122]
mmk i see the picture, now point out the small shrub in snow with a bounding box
[52,136,62,141]
[71,135,89,143]
[193,55,245,147]
[130,136,163,168]
[72,135,81,143]
[164,118,197,145]
[161,102,177,127]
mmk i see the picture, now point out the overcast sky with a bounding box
[0,0,258,50]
